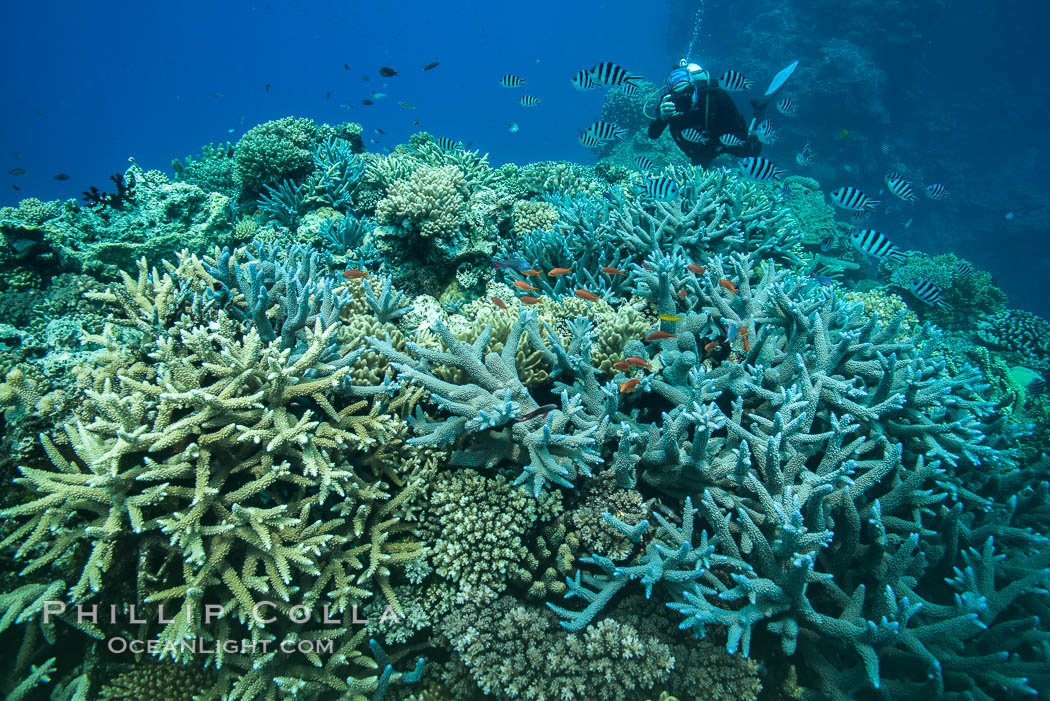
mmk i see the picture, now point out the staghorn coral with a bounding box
[0,245,429,699]
[1,119,1049,701]
[369,310,606,496]
[547,251,1045,699]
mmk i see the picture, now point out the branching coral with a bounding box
[370,311,606,496]
[547,251,1043,698]
[0,244,428,699]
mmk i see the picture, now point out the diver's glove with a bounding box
[659,95,678,119]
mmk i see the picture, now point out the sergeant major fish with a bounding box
[585,121,628,141]
[679,128,708,143]
[739,156,782,182]
[571,70,597,90]
[638,176,679,201]
[634,156,655,171]
[850,229,907,262]
[755,119,778,144]
[909,278,950,308]
[499,74,527,88]
[579,132,604,148]
[831,186,880,211]
[884,172,917,202]
[925,183,949,200]
[719,70,753,91]
[587,62,642,86]
[719,133,745,148]
[776,96,798,116]
[795,142,814,166]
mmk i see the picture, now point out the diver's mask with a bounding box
[644,61,711,119]
[666,62,711,90]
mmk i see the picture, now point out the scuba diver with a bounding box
[645,61,762,168]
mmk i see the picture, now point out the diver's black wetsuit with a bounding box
[648,87,761,168]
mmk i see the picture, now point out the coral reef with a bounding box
[1,115,1049,701]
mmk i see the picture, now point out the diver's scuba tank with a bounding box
[642,58,714,120]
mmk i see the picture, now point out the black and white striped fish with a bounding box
[519,95,542,107]
[884,172,917,202]
[954,261,975,279]
[619,83,644,97]
[634,156,656,171]
[719,133,745,148]
[795,142,814,166]
[571,69,597,90]
[925,183,949,200]
[579,132,604,148]
[638,176,679,201]
[585,121,628,141]
[909,279,949,308]
[776,96,798,116]
[755,119,778,144]
[588,62,642,87]
[435,137,463,152]
[680,128,708,143]
[831,186,880,211]
[719,70,753,91]
[739,156,782,182]
[850,229,907,262]
[499,75,526,88]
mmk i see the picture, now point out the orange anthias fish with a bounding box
[686,263,707,274]
[519,295,542,305]
[548,267,573,276]
[342,269,369,279]
[574,289,599,301]
[600,266,626,276]
[641,263,655,271]
[491,297,509,310]
[521,268,542,277]
[678,288,688,300]
[513,280,538,292]
[619,378,640,393]
[612,360,633,372]
[703,341,720,352]
[645,331,676,341]
[738,327,750,352]
[624,356,650,369]
[718,279,738,294]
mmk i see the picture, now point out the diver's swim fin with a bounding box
[765,60,798,97]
